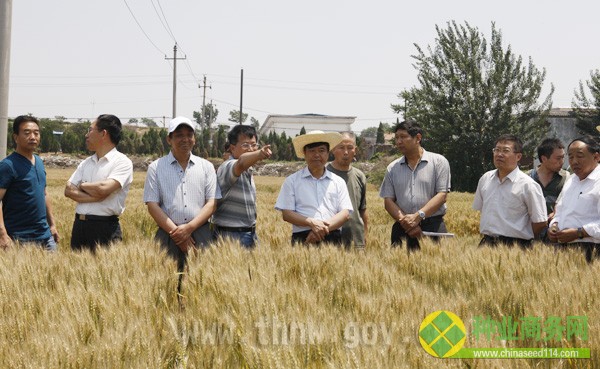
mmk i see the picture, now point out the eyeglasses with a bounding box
[492,147,517,154]
[240,142,259,149]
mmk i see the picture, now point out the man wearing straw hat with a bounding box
[275,130,353,245]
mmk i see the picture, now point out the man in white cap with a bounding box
[144,117,220,279]
[65,114,133,252]
[275,130,353,245]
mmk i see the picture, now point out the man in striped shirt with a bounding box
[212,125,272,248]
[144,116,220,273]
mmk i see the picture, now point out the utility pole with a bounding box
[0,0,12,159]
[165,44,185,118]
[239,68,244,125]
[198,74,211,127]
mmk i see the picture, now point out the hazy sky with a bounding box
[8,0,600,132]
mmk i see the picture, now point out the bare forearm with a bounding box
[420,192,448,217]
[281,210,313,227]
[64,183,101,203]
[326,209,350,231]
[234,151,265,176]
[146,203,178,233]
[532,222,547,238]
[384,198,404,220]
[79,179,120,199]
[360,209,368,235]
[186,200,217,230]
[45,194,56,228]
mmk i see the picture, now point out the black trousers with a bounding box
[291,230,342,246]
[479,235,532,249]
[71,216,122,252]
[567,242,600,263]
[391,215,446,250]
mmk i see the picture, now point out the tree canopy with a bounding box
[572,69,600,137]
[393,21,553,192]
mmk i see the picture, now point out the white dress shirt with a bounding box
[68,148,133,216]
[473,167,547,240]
[550,165,600,243]
[275,167,353,233]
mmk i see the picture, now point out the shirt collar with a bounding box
[399,148,430,164]
[495,166,521,182]
[301,166,331,180]
[93,147,118,162]
[578,165,600,182]
[167,150,196,166]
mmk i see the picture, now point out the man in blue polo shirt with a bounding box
[0,115,60,251]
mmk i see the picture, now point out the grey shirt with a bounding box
[379,149,451,217]
[212,158,257,228]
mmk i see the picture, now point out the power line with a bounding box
[122,0,166,56]
[150,0,176,43]
[156,0,177,42]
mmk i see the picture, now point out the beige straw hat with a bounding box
[292,130,343,159]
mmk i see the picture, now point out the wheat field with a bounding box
[0,168,597,368]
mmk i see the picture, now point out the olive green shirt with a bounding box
[326,164,367,248]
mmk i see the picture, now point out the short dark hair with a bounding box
[495,134,523,153]
[95,114,122,145]
[228,125,257,146]
[394,119,423,137]
[303,141,329,152]
[568,136,600,154]
[13,115,39,134]
[537,138,564,161]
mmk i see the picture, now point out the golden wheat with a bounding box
[0,168,596,368]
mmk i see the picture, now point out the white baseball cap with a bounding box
[168,116,196,133]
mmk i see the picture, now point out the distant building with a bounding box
[259,113,356,137]
[545,108,579,144]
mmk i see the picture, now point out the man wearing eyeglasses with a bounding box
[473,134,547,248]
[64,114,133,252]
[212,125,272,248]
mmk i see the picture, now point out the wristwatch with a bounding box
[577,227,584,239]
[418,210,426,221]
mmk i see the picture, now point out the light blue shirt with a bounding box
[275,167,353,233]
[143,151,221,225]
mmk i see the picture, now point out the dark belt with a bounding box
[480,235,531,247]
[215,224,256,233]
[76,213,119,222]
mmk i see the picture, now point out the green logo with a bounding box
[419,310,466,358]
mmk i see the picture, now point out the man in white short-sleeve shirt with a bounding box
[275,130,353,245]
[549,136,600,262]
[64,114,133,252]
[473,134,547,248]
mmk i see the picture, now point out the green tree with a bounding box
[376,122,385,144]
[141,128,162,155]
[194,103,219,129]
[228,110,248,124]
[572,69,600,137]
[118,128,141,155]
[141,118,158,128]
[393,21,553,192]
[250,117,260,130]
